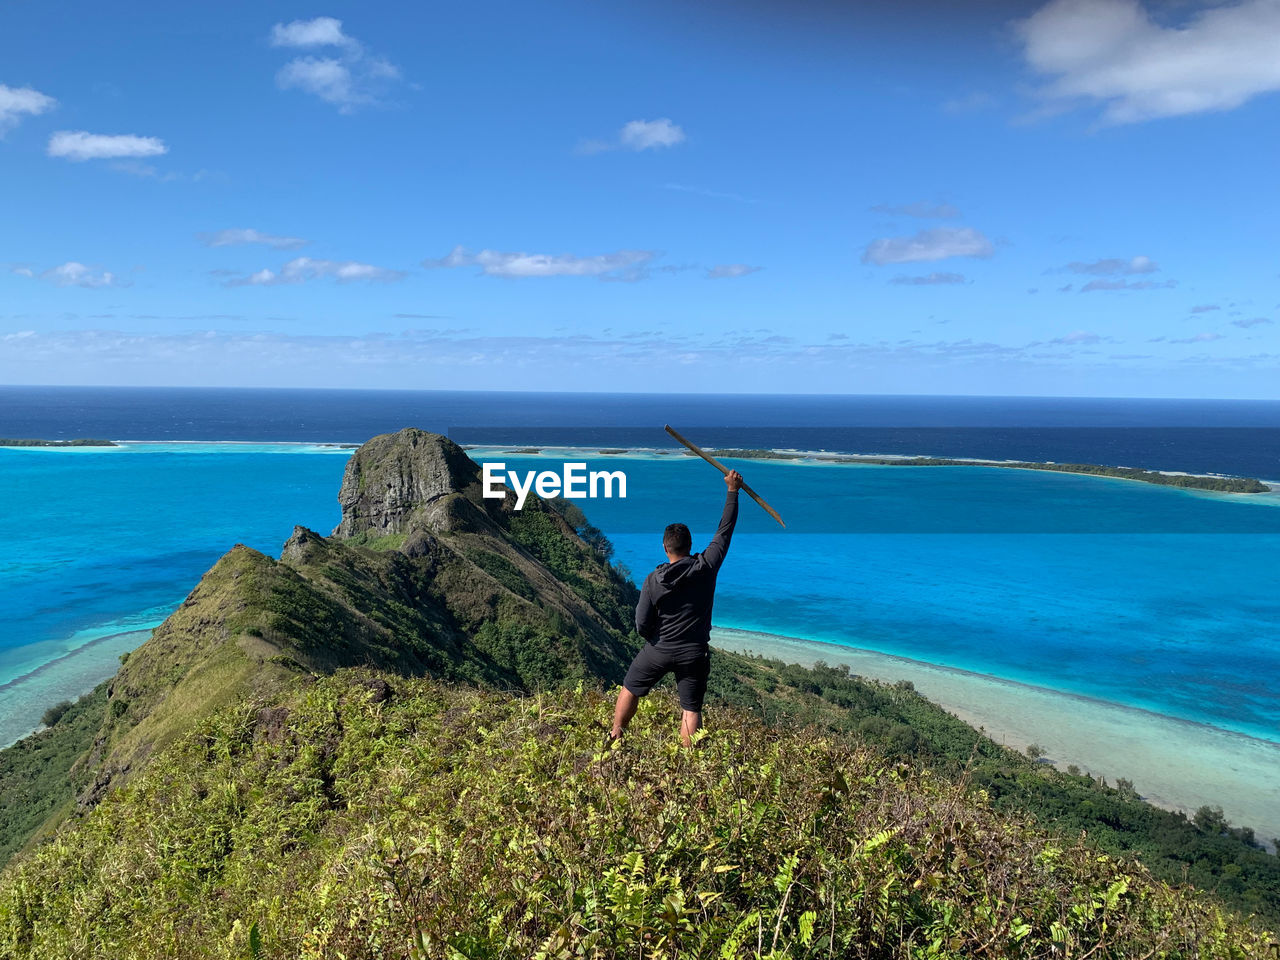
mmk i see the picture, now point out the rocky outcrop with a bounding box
[333,429,483,539]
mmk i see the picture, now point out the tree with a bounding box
[40,700,72,727]
[1025,743,1045,760]
[1193,805,1229,834]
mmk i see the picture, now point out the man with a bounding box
[610,468,743,746]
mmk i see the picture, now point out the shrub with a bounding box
[1,676,1274,959]
[39,701,72,728]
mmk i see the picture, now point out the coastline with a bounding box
[0,629,153,749]
[710,625,1280,847]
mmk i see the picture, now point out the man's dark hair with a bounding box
[663,522,692,556]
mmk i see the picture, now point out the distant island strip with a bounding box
[480,446,1272,494]
[0,438,117,447]
[7,438,1268,493]
[699,450,1272,493]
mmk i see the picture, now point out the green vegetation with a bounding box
[684,447,1267,492]
[0,438,117,447]
[698,656,1280,927]
[1,675,1274,959]
[39,701,73,728]
[0,686,108,865]
[343,530,408,551]
[697,448,804,460]
[510,505,638,630]
[829,456,1269,493]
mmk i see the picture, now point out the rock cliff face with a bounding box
[333,428,487,538]
[0,428,640,863]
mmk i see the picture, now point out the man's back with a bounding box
[635,487,739,659]
[612,469,745,746]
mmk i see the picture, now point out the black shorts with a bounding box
[623,643,711,712]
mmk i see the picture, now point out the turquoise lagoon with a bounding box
[4,441,1280,754]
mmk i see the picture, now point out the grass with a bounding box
[1,673,1274,959]
[345,531,409,551]
[700,655,1280,926]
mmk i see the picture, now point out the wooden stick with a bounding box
[664,424,787,528]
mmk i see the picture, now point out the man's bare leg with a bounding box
[611,686,639,740]
[680,709,702,747]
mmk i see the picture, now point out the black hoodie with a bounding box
[635,489,739,661]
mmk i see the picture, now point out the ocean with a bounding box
[3,386,1280,756]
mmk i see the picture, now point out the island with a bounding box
[0,438,118,447]
[697,449,1271,494]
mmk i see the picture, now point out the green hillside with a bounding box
[2,676,1275,959]
[0,428,1276,957]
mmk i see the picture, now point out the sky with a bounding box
[2,0,1279,396]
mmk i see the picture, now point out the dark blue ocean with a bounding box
[3,387,1280,752]
[5,386,1280,478]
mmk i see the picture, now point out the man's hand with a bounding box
[724,469,743,492]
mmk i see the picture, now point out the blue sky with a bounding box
[2,0,1278,396]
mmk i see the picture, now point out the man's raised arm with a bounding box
[701,469,742,573]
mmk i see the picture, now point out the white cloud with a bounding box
[1080,277,1176,291]
[889,272,968,285]
[47,130,167,161]
[200,228,307,250]
[620,118,685,150]
[862,227,994,265]
[1016,0,1280,124]
[270,16,353,48]
[1232,316,1272,328]
[18,261,119,288]
[10,327,1246,390]
[1169,331,1225,343]
[224,257,405,286]
[270,18,400,112]
[277,58,359,108]
[871,202,961,219]
[706,264,762,279]
[581,118,686,153]
[424,246,656,281]
[1191,303,1220,313]
[1065,255,1158,275]
[0,84,56,135]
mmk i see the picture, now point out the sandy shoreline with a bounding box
[711,626,1280,846]
[0,630,153,749]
